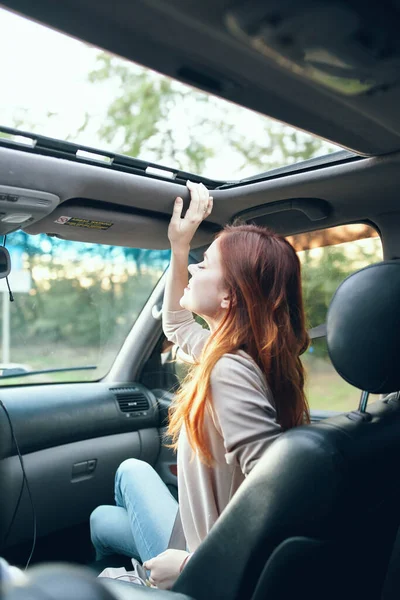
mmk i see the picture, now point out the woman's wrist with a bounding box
[171,243,190,258]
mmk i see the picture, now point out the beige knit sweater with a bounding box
[163,309,282,552]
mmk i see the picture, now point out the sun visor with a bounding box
[23,201,217,249]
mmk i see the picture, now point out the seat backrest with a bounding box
[174,261,400,600]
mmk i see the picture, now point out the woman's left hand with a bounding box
[143,549,191,589]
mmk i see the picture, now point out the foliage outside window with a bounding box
[0,232,170,385]
[289,224,382,412]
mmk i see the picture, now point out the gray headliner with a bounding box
[0,145,399,251]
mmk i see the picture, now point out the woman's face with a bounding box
[180,238,230,328]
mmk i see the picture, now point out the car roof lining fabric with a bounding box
[0,145,398,249]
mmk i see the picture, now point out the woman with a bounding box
[90,181,309,588]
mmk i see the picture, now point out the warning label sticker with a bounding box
[54,216,71,225]
[54,216,113,230]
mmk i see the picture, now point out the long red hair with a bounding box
[167,224,310,464]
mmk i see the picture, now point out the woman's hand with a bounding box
[168,180,213,251]
[143,549,191,590]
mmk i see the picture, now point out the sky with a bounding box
[0,7,338,180]
[0,8,111,140]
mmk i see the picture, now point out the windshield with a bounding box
[0,233,169,385]
[0,7,339,181]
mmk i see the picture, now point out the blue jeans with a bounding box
[90,459,178,563]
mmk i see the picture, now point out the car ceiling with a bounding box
[0,144,399,253]
[2,0,400,156]
[1,0,400,253]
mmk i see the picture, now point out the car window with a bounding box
[288,223,383,412]
[0,233,170,385]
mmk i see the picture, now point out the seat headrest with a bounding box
[327,260,400,394]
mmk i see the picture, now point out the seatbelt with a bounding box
[168,509,186,550]
[381,526,400,600]
[309,323,327,340]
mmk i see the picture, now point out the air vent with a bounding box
[117,394,149,413]
[111,387,150,415]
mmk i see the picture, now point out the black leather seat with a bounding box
[3,261,400,600]
[174,261,400,600]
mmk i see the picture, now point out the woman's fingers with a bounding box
[204,196,213,218]
[198,183,210,216]
[168,182,212,248]
[186,180,200,217]
[186,181,212,220]
[170,197,183,224]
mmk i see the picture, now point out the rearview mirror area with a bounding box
[0,247,11,279]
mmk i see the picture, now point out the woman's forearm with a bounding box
[163,245,190,314]
[163,182,212,315]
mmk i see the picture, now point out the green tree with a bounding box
[300,235,382,354]
[87,54,214,173]
[85,53,336,177]
[228,125,335,173]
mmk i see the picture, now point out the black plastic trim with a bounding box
[217,150,361,189]
[0,126,224,189]
[0,126,362,192]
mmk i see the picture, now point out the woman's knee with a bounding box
[90,505,137,559]
[116,458,153,479]
[90,505,110,548]
[90,506,108,536]
[115,458,153,491]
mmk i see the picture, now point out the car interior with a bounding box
[1,0,400,599]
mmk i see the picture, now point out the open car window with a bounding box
[290,224,383,411]
[0,233,170,385]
